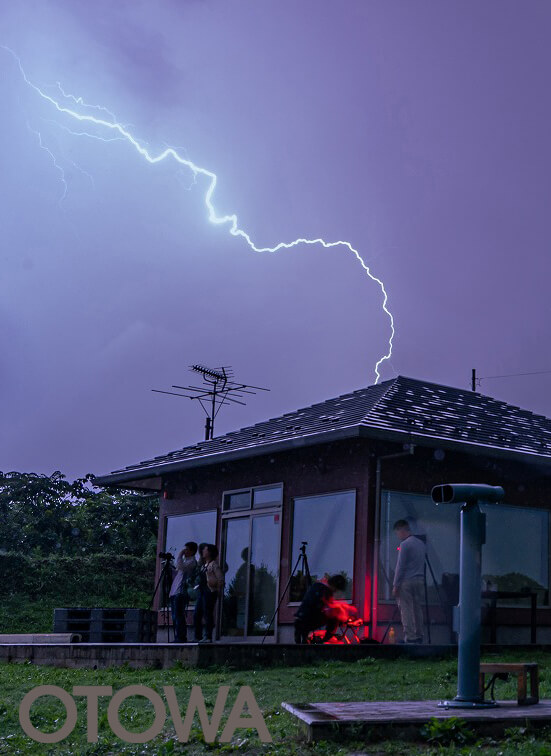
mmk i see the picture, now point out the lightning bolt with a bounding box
[26,123,68,203]
[4,46,395,383]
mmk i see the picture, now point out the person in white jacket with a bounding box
[169,541,198,642]
[392,520,426,643]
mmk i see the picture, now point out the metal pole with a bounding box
[211,384,216,439]
[423,562,431,644]
[455,501,485,702]
[471,369,476,392]
[432,484,503,709]
[438,497,496,708]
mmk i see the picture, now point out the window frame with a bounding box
[221,483,283,516]
[218,484,283,640]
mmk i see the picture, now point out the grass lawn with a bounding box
[1,651,551,754]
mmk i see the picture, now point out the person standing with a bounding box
[194,544,225,643]
[168,541,198,642]
[392,520,426,643]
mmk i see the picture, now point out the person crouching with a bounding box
[294,574,347,644]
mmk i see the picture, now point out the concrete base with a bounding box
[0,642,454,669]
[0,633,80,644]
[1,642,550,670]
[282,699,551,743]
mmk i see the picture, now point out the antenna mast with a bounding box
[153,365,269,440]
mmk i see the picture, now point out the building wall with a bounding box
[375,444,551,639]
[156,438,372,632]
[155,437,551,641]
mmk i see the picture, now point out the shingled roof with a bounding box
[95,376,551,485]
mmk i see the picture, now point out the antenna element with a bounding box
[153,365,269,440]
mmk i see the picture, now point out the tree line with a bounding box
[0,471,158,558]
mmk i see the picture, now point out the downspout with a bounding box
[370,445,415,640]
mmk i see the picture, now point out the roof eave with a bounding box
[94,422,551,489]
[93,425,363,487]
[358,426,551,468]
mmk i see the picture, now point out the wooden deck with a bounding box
[282,699,551,742]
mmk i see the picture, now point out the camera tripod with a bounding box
[262,541,312,644]
[149,553,175,643]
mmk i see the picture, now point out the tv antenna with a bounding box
[152,365,269,440]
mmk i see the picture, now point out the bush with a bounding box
[0,472,160,633]
[421,716,474,745]
[0,552,155,601]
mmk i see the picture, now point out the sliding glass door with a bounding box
[220,512,280,640]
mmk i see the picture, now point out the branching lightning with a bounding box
[27,122,68,203]
[51,120,125,143]
[53,81,119,123]
[4,46,395,383]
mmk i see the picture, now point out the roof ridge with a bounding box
[360,375,400,422]
[96,374,551,484]
[393,374,546,417]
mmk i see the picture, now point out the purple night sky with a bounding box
[1,1,550,479]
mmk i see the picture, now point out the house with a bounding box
[95,376,551,644]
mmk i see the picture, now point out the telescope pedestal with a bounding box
[438,698,498,709]
[435,495,499,709]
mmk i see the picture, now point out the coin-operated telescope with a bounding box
[431,483,504,709]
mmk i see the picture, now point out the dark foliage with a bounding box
[0,471,158,557]
[0,552,154,600]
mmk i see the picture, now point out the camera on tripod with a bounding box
[158,552,174,560]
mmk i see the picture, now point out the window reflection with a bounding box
[220,518,249,637]
[378,491,459,604]
[481,504,549,604]
[248,515,279,634]
[379,490,550,607]
[224,491,251,511]
[165,510,217,556]
[252,485,282,509]
[291,491,355,601]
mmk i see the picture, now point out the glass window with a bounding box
[481,503,549,604]
[224,491,251,511]
[291,491,355,601]
[378,490,459,604]
[220,517,249,637]
[165,510,217,556]
[379,491,550,607]
[223,485,282,511]
[220,514,280,638]
[253,485,282,509]
[248,515,279,634]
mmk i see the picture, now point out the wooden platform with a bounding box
[282,699,551,742]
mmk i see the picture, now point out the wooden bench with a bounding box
[480,663,539,705]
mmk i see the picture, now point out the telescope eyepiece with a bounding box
[431,483,504,505]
